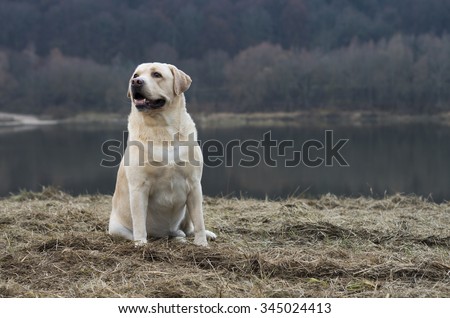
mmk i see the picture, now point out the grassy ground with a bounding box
[0,188,449,298]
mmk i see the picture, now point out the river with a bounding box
[1,122,449,201]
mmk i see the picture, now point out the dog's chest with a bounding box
[147,165,190,208]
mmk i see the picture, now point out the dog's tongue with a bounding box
[134,98,146,106]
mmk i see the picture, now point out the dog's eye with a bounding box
[133,73,139,78]
[152,72,162,78]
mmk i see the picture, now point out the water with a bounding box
[1,122,449,201]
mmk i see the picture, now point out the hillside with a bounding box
[1,0,450,115]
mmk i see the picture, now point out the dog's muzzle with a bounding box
[130,78,166,110]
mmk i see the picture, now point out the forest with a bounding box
[0,0,449,116]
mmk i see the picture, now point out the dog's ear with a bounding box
[169,65,192,96]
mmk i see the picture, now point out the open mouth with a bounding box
[133,92,166,110]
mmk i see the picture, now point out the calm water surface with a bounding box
[0,122,449,201]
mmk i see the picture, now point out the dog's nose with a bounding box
[131,78,144,87]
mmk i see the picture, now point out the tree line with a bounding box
[0,0,449,115]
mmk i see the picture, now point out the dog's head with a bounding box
[127,63,191,112]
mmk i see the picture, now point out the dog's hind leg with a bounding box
[181,207,217,241]
[180,207,194,236]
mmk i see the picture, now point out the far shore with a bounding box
[1,110,450,129]
[193,111,450,128]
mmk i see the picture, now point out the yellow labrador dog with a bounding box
[108,63,216,246]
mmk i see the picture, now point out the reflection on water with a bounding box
[0,122,449,202]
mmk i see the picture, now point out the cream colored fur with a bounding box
[108,63,216,246]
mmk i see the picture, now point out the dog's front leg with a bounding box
[129,182,150,246]
[186,183,207,246]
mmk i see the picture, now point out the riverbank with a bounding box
[193,111,450,128]
[2,111,450,129]
[1,188,448,297]
[0,112,58,127]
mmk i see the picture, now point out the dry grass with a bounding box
[1,187,449,298]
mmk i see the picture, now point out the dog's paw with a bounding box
[170,229,186,238]
[193,236,208,247]
[172,236,187,244]
[205,230,217,241]
[134,239,148,247]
